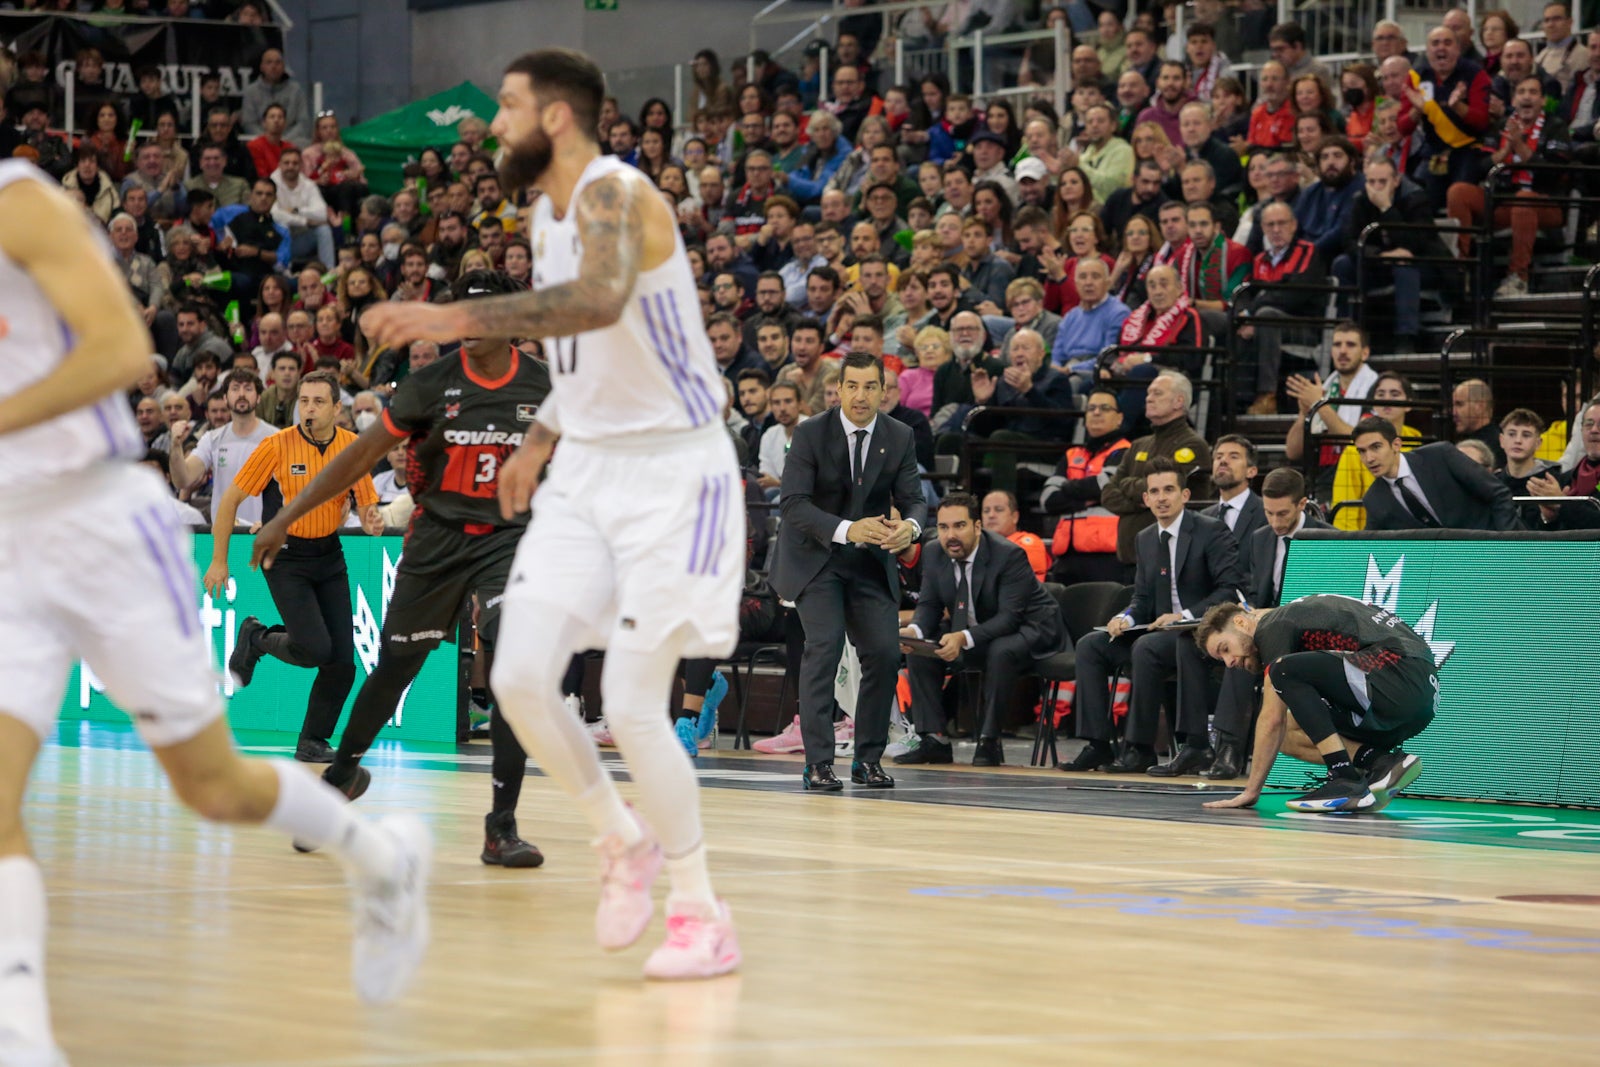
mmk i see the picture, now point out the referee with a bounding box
[205,370,383,763]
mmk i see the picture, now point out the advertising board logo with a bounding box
[1363,555,1456,668]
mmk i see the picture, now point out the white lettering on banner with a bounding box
[53,62,255,125]
[1361,555,1456,667]
[442,429,525,446]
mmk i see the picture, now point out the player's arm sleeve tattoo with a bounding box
[451,173,643,339]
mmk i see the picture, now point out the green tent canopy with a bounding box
[341,82,499,197]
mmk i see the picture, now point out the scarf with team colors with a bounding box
[1120,291,1195,348]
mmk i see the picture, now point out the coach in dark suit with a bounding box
[771,352,928,791]
[1060,457,1242,775]
[1355,419,1523,531]
[895,494,1065,767]
[1201,433,1266,584]
[1203,467,1332,779]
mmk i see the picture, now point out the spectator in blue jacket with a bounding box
[1292,136,1364,263]
[1052,258,1131,383]
[783,111,851,206]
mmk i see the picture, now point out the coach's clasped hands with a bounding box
[847,515,916,553]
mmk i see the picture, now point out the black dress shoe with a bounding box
[894,736,954,765]
[802,762,843,791]
[1147,744,1215,777]
[850,760,894,788]
[1203,741,1243,780]
[295,737,335,763]
[229,616,266,688]
[1059,741,1115,772]
[1106,746,1157,774]
[972,737,1004,767]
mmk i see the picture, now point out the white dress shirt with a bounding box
[1385,454,1441,524]
[1215,488,1251,532]
[831,408,879,544]
[909,536,980,649]
[1271,512,1307,600]
[1156,510,1190,618]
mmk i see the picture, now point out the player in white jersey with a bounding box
[0,161,431,1066]
[363,49,742,980]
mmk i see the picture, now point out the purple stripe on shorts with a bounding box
[656,292,712,425]
[132,510,195,638]
[688,474,710,574]
[706,474,728,577]
[664,291,718,425]
[641,295,699,420]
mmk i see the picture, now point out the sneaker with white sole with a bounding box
[752,715,805,754]
[642,899,741,980]
[1285,773,1377,814]
[587,716,615,748]
[885,728,921,759]
[594,810,664,951]
[1365,751,1423,812]
[833,717,855,757]
[350,813,433,1005]
[1495,274,1529,298]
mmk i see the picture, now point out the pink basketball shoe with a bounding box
[643,899,742,980]
[593,810,663,951]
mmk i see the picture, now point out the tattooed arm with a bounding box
[360,171,648,349]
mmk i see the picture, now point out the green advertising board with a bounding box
[59,534,460,743]
[1271,533,1600,807]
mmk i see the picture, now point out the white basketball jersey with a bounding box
[529,155,726,442]
[0,161,145,492]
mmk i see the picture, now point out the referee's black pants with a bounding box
[258,538,357,744]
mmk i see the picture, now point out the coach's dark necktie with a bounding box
[1396,478,1440,528]
[952,561,970,631]
[1158,531,1174,615]
[1275,535,1290,603]
[852,429,868,485]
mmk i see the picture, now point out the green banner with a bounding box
[1270,536,1600,807]
[59,534,460,743]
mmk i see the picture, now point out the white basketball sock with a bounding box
[0,855,52,1048]
[603,645,718,909]
[664,846,719,915]
[492,609,637,844]
[263,762,396,884]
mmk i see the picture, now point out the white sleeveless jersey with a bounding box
[529,155,725,442]
[0,161,145,492]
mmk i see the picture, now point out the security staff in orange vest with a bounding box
[981,490,1050,581]
[1040,386,1133,585]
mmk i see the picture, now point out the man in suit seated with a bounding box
[1201,467,1332,780]
[1201,433,1266,555]
[771,352,928,792]
[1355,416,1523,531]
[894,493,1066,767]
[1060,457,1244,774]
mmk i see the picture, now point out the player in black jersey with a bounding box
[1193,594,1438,814]
[252,271,553,866]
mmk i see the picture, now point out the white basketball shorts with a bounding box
[0,463,223,747]
[501,423,743,658]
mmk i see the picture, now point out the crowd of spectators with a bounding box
[6,0,1600,764]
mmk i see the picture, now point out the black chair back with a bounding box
[1045,581,1135,644]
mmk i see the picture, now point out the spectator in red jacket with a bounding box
[1248,62,1296,149]
[1239,202,1326,414]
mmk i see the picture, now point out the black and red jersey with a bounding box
[1257,594,1433,674]
[382,348,552,531]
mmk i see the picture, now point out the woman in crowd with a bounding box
[119,185,164,260]
[152,111,190,188]
[249,273,291,349]
[692,49,735,113]
[1051,167,1098,240]
[303,111,368,220]
[972,179,1015,250]
[1109,213,1158,309]
[899,73,949,164]
[416,147,449,189]
[1044,210,1114,314]
[738,83,771,120]
[985,99,1022,160]
[900,324,951,418]
[1340,63,1380,152]
[1479,10,1519,77]
[1130,121,1176,180]
[83,101,128,182]
[336,264,385,345]
[829,115,891,198]
[888,269,933,355]
[1292,73,1343,131]
[637,127,674,183]
[158,224,219,311]
[1211,76,1251,152]
[639,96,674,136]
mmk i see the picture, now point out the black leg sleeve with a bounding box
[1269,652,1360,745]
[327,646,431,783]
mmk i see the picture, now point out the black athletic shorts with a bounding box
[381,516,523,651]
[1276,650,1438,749]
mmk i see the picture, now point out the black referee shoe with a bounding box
[293,765,371,853]
[481,812,544,868]
[229,616,267,688]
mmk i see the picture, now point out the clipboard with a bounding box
[899,636,947,658]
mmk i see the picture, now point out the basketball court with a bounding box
[30,724,1600,1066]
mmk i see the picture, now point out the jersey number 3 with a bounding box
[553,336,579,374]
[441,445,501,498]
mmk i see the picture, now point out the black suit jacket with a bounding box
[1246,515,1332,608]
[1361,442,1524,532]
[911,530,1065,658]
[1127,512,1243,625]
[1201,491,1267,548]
[771,409,927,601]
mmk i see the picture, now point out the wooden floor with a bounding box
[25,733,1600,1067]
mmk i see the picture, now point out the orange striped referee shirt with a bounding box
[232,425,378,539]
